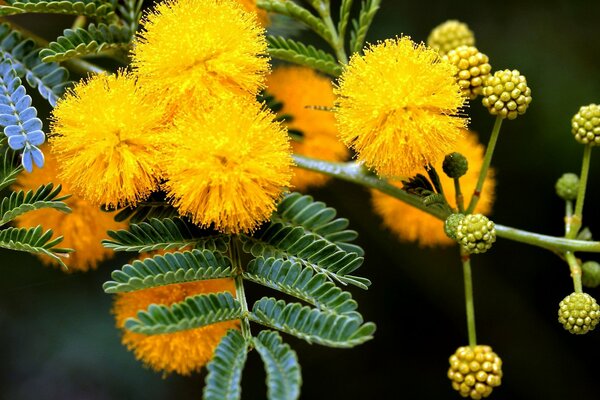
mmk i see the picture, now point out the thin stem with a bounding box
[567,145,592,239]
[565,251,583,293]
[454,178,465,213]
[314,1,348,63]
[564,200,573,237]
[231,238,252,341]
[461,249,477,347]
[293,154,600,253]
[466,116,503,214]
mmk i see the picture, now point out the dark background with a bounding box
[2,0,600,399]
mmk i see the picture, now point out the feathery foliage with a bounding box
[203,329,248,400]
[349,0,381,54]
[0,146,21,191]
[0,0,116,18]
[257,0,331,43]
[103,249,234,293]
[40,23,130,63]
[266,36,342,77]
[0,23,71,106]
[117,0,143,35]
[0,225,70,267]
[124,291,242,334]
[0,183,70,226]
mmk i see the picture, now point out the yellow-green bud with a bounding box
[448,345,502,400]
[571,104,600,145]
[443,152,469,178]
[427,20,475,57]
[456,214,496,254]
[445,213,465,240]
[555,173,579,201]
[444,46,491,100]
[558,292,600,334]
[582,261,600,288]
[481,69,532,120]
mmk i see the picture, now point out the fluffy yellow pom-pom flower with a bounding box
[266,66,348,190]
[13,147,127,271]
[371,131,495,247]
[335,36,467,178]
[163,96,292,234]
[50,72,170,208]
[132,0,269,107]
[113,279,239,375]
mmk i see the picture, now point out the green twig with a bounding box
[454,178,465,213]
[564,251,583,293]
[461,249,477,347]
[231,238,252,342]
[566,145,592,239]
[466,116,503,214]
[314,0,348,63]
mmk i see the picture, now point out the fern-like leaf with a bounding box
[257,0,331,43]
[0,183,70,226]
[117,0,143,35]
[244,257,359,317]
[349,0,381,54]
[338,0,353,41]
[266,36,342,77]
[0,225,70,267]
[254,330,301,400]
[40,23,130,63]
[102,217,229,253]
[0,0,116,18]
[103,249,234,293]
[124,292,242,334]
[0,59,45,172]
[203,329,249,400]
[250,297,375,348]
[0,146,20,191]
[0,23,71,106]
[109,191,179,222]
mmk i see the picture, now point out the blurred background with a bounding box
[2,0,600,399]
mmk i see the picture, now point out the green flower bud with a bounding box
[448,345,502,400]
[555,173,579,201]
[456,214,496,254]
[558,292,600,334]
[443,46,492,100]
[445,213,465,240]
[582,261,600,288]
[571,104,600,145]
[481,69,532,120]
[427,20,475,57]
[442,152,469,178]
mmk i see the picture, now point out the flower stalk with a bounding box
[461,249,477,347]
[567,145,592,239]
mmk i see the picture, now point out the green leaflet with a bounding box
[267,36,342,77]
[203,329,248,400]
[0,183,71,226]
[0,0,116,19]
[0,225,71,268]
[254,330,301,400]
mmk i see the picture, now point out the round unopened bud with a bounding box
[582,261,600,288]
[558,292,600,334]
[448,345,502,400]
[456,214,496,254]
[444,46,492,100]
[427,20,475,57]
[443,152,469,178]
[555,173,579,201]
[445,213,465,240]
[481,69,532,120]
[571,104,600,145]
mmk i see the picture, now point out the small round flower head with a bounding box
[113,279,239,375]
[335,36,468,178]
[266,66,347,190]
[444,213,465,241]
[571,104,600,145]
[163,95,292,234]
[481,69,532,120]
[13,147,127,271]
[448,345,502,400]
[558,292,600,334]
[555,173,579,201]
[50,72,170,208]
[444,46,491,100]
[372,132,495,247]
[132,0,268,108]
[443,152,469,178]
[427,20,475,57]
[582,261,600,288]
[457,214,496,254]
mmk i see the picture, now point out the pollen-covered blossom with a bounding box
[335,36,467,178]
[113,279,239,375]
[371,132,495,247]
[266,66,348,190]
[163,95,293,234]
[13,147,127,271]
[132,0,269,107]
[49,72,170,208]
